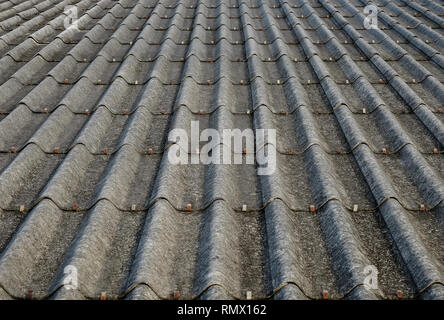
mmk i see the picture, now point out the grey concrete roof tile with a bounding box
[0,0,443,300]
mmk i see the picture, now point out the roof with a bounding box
[0,0,443,300]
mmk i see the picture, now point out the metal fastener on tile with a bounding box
[378,79,384,84]
[54,147,59,154]
[73,203,78,211]
[381,148,387,155]
[100,292,107,300]
[103,148,108,155]
[353,204,358,212]
[322,290,329,300]
[97,79,102,85]
[345,79,349,84]
[243,147,247,154]
[433,148,438,154]
[420,204,425,211]
[27,290,33,300]
[396,290,403,299]
[246,291,252,300]
[148,148,153,155]
[186,204,192,212]
[131,204,136,211]
[337,147,341,154]
[309,205,315,213]
[242,204,247,212]
[43,108,49,114]
[280,109,285,114]
[288,148,294,155]
[20,205,25,213]
[10,146,16,153]
[173,291,180,300]
[362,108,366,114]
[84,109,89,115]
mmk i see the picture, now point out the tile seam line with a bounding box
[3,189,441,216]
[0,278,370,300]
[3,136,440,162]
[4,99,442,117]
[16,72,426,88]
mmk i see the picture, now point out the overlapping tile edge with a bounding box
[0,0,442,300]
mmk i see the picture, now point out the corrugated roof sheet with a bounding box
[0,0,443,300]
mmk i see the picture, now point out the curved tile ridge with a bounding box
[248,1,382,299]
[282,0,444,299]
[321,0,444,146]
[300,0,444,210]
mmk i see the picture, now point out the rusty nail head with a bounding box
[100,292,107,300]
[10,146,16,153]
[433,148,438,154]
[173,291,180,299]
[243,147,247,154]
[20,205,25,213]
[131,204,136,211]
[337,147,341,154]
[396,290,403,299]
[288,148,293,155]
[73,203,78,211]
[420,204,425,211]
[186,204,191,211]
[27,290,33,299]
[309,205,315,213]
[104,148,108,155]
[353,204,358,212]
[280,109,286,115]
[54,147,59,154]
[322,290,329,299]
[382,148,387,155]
[242,204,247,212]
[148,148,153,155]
